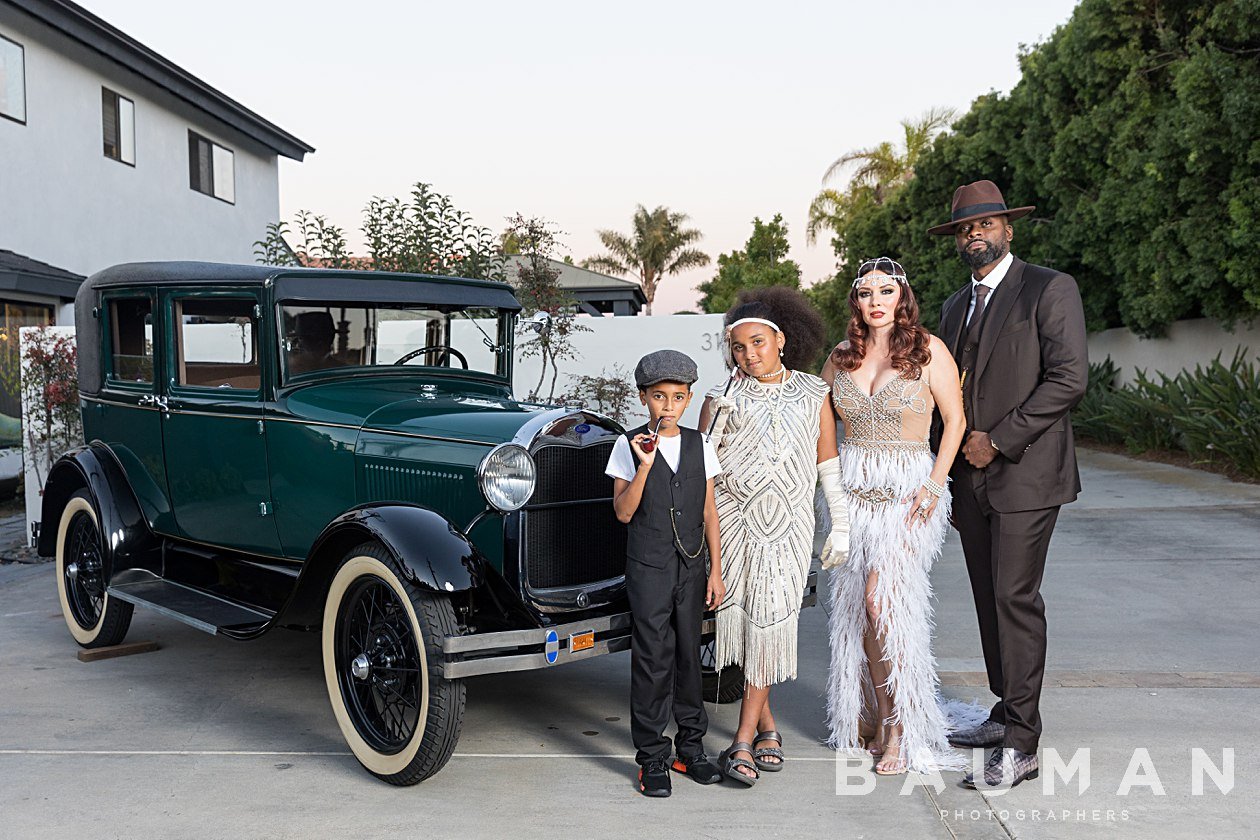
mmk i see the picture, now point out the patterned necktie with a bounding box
[966,284,990,341]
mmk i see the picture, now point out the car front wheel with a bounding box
[55,490,133,648]
[321,543,465,785]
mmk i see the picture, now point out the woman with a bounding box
[699,287,847,785]
[822,256,984,774]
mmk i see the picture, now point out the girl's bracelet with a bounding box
[922,477,946,498]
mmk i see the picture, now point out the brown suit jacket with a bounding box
[936,256,1089,512]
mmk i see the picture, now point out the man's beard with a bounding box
[959,239,1009,270]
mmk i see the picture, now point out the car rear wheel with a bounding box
[700,636,745,704]
[55,490,133,648]
[322,542,465,785]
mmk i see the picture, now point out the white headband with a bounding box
[725,317,781,334]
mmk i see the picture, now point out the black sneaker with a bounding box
[638,759,672,797]
[672,753,722,785]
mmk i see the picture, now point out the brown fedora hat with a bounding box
[927,180,1035,235]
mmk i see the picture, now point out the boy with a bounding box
[605,349,725,797]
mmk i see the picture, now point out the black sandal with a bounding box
[753,730,785,772]
[719,742,759,786]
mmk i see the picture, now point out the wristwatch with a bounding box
[990,438,1001,452]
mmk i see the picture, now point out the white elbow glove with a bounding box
[817,456,850,569]
[705,394,737,446]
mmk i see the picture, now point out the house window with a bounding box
[175,298,258,389]
[0,301,54,440]
[102,88,135,165]
[188,130,235,203]
[0,34,25,124]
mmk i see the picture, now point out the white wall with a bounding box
[1088,318,1260,385]
[0,7,280,279]
[513,314,731,430]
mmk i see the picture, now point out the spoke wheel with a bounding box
[55,491,132,648]
[322,543,464,785]
[700,636,745,704]
[335,576,423,753]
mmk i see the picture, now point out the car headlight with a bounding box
[477,443,536,511]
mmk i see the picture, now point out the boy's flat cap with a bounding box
[634,349,699,389]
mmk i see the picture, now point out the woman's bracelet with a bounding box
[922,477,946,498]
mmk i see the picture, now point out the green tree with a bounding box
[253,210,353,268]
[364,183,504,281]
[807,0,1260,338]
[696,214,801,313]
[256,183,505,283]
[504,214,589,402]
[582,205,710,315]
[807,107,955,251]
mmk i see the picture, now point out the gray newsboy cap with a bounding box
[634,349,699,390]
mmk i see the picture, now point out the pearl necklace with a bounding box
[761,367,789,462]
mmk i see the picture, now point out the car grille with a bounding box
[525,441,626,588]
[529,442,616,505]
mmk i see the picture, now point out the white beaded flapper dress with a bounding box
[824,367,987,772]
[709,371,829,688]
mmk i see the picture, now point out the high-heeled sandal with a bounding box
[873,741,907,776]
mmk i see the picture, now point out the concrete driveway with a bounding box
[2,448,1257,839]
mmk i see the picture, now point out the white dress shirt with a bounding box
[966,251,1014,324]
[604,432,722,483]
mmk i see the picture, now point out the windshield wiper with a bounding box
[459,309,504,354]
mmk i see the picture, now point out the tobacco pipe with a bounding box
[641,417,665,453]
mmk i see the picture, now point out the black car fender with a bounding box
[37,443,161,574]
[278,503,492,630]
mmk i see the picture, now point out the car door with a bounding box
[159,288,282,556]
[92,289,176,534]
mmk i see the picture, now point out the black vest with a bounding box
[625,425,707,569]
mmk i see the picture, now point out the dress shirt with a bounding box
[966,251,1014,324]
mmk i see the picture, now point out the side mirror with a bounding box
[526,311,550,334]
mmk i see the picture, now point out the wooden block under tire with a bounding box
[76,641,159,662]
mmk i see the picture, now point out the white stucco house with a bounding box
[0,0,312,485]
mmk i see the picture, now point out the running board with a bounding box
[108,571,273,636]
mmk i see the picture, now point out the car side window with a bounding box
[174,297,260,390]
[108,297,154,384]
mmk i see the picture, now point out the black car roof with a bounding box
[75,261,522,396]
[82,261,519,296]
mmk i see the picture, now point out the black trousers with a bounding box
[625,554,707,765]
[952,467,1059,755]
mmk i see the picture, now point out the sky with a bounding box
[86,0,1081,313]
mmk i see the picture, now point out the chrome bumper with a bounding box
[441,569,818,679]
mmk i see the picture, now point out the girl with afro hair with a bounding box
[698,286,850,784]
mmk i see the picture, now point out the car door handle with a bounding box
[138,395,170,413]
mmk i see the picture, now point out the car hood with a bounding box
[283,377,558,444]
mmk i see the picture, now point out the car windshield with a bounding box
[280,303,508,381]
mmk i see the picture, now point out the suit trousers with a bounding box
[952,466,1059,754]
[626,554,708,766]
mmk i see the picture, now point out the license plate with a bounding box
[569,630,595,653]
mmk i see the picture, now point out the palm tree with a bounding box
[807,107,955,246]
[583,205,710,315]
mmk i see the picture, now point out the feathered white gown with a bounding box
[824,369,987,773]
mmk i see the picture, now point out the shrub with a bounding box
[1072,349,1260,479]
[558,367,636,426]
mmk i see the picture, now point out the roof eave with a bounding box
[10,0,315,161]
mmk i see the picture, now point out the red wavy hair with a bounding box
[830,257,932,380]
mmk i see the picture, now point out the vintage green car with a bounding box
[41,261,812,785]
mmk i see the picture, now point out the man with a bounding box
[928,180,1088,788]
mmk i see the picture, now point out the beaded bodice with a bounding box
[830,368,934,448]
